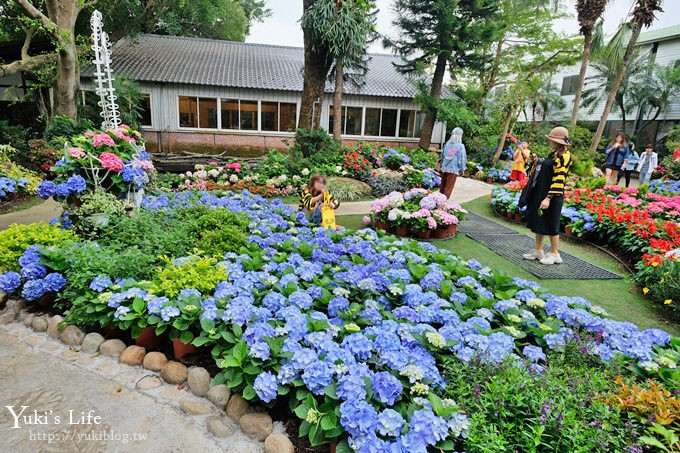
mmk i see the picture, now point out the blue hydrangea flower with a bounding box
[55,183,71,197]
[0,271,22,293]
[372,371,403,406]
[90,275,113,292]
[377,408,405,437]
[66,175,87,193]
[336,373,367,401]
[253,371,278,403]
[340,400,378,437]
[36,180,57,199]
[523,345,546,362]
[160,306,180,322]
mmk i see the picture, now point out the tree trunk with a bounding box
[333,59,344,141]
[589,23,642,154]
[418,53,448,150]
[570,30,593,128]
[53,40,79,118]
[492,107,515,163]
[299,0,332,132]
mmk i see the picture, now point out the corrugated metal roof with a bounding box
[83,34,418,98]
[638,24,680,45]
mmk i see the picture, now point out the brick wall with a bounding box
[142,130,422,156]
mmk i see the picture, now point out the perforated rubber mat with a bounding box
[458,212,518,235]
[465,231,621,280]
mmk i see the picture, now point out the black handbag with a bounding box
[519,157,544,208]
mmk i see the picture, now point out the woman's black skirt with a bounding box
[525,195,563,236]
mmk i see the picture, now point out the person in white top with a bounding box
[636,144,658,186]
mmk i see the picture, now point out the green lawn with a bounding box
[337,196,680,336]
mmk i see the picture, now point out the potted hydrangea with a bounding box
[36,126,154,206]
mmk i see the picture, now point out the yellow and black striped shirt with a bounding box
[548,151,572,196]
[298,188,337,211]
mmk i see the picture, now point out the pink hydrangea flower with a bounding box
[92,133,116,148]
[209,161,218,166]
[68,147,85,158]
[362,215,371,225]
[109,129,125,139]
[99,152,124,172]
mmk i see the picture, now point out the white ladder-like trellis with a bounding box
[90,10,120,130]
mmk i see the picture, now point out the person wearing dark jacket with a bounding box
[523,126,573,265]
[603,134,630,185]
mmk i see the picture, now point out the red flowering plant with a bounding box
[341,151,373,178]
[37,126,154,203]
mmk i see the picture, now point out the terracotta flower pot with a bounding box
[415,229,431,239]
[565,226,574,237]
[173,338,198,359]
[135,326,160,350]
[375,220,389,231]
[486,177,493,184]
[395,226,409,237]
[447,224,457,236]
[514,213,524,222]
[506,211,514,219]
[104,323,124,339]
[463,169,471,176]
[432,227,450,239]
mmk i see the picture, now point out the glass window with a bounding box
[280,103,297,131]
[240,100,258,130]
[345,107,362,135]
[561,75,578,96]
[399,110,415,137]
[380,109,398,137]
[414,112,424,137]
[178,96,198,128]
[198,98,217,129]
[261,101,278,131]
[364,108,380,136]
[221,99,239,130]
[140,94,151,126]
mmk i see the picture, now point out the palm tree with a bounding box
[580,53,646,135]
[588,0,664,153]
[629,61,680,134]
[525,79,566,131]
[570,0,610,128]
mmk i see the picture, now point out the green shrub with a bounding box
[153,255,228,297]
[326,177,372,201]
[96,210,197,262]
[443,354,639,452]
[0,223,74,272]
[291,128,343,158]
[186,206,250,257]
[407,148,438,169]
[0,120,33,155]
[43,115,93,147]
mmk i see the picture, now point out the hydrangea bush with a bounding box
[1,190,678,452]
[370,189,467,233]
[36,126,154,203]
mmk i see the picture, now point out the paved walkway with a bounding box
[0,198,61,230]
[0,325,229,452]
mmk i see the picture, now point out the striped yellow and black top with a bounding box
[298,188,337,211]
[548,151,572,197]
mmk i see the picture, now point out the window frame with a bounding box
[561,75,579,96]
[140,93,152,128]
[177,95,298,133]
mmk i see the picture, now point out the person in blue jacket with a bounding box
[603,134,630,185]
[439,127,467,198]
[616,142,639,188]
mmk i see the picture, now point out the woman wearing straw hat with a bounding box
[522,126,573,265]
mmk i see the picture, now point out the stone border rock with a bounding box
[0,298,295,453]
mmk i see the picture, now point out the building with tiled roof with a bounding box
[81,34,446,154]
